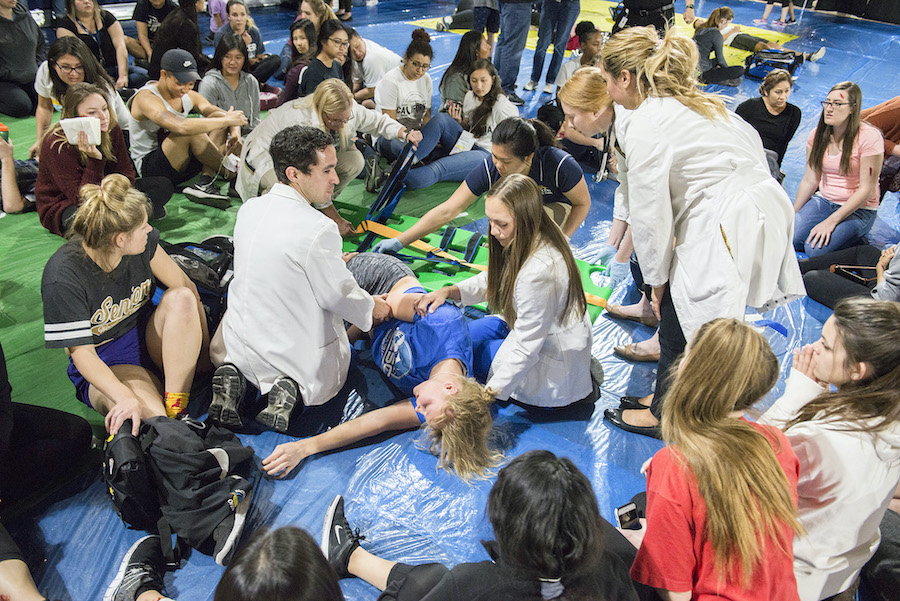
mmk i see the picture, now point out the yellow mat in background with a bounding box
[411,0,798,64]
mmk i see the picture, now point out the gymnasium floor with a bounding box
[1,1,898,599]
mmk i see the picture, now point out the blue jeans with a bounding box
[793,194,878,258]
[530,0,580,85]
[494,2,533,94]
[396,113,490,189]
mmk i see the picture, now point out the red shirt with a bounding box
[631,420,801,601]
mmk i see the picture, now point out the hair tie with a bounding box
[539,577,564,600]
[655,38,664,50]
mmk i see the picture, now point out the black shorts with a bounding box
[140,145,203,186]
[731,33,764,52]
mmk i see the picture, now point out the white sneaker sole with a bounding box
[321,494,342,556]
[214,485,253,566]
[103,535,158,601]
[210,365,246,428]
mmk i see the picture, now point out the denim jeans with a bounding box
[530,0,580,85]
[376,112,462,163]
[494,2,533,93]
[793,194,878,258]
[397,113,490,189]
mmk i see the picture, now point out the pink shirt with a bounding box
[208,0,228,32]
[806,123,884,209]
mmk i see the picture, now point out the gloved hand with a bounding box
[607,259,632,288]
[595,243,618,266]
[371,238,403,254]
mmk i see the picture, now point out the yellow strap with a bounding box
[356,220,607,309]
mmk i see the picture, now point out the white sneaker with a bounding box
[523,80,538,91]
[809,46,826,62]
[542,83,554,95]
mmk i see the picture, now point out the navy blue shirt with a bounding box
[464,146,584,205]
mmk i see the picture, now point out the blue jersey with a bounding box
[371,290,474,397]
[464,146,584,205]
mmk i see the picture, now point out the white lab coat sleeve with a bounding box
[612,148,629,223]
[623,118,675,288]
[758,370,827,427]
[306,224,375,331]
[351,102,404,140]
[486,260,564,400]
[456,271,488,307]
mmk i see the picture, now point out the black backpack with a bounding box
[102,421,160,532]
[159,236,234,331]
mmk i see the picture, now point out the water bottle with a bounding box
[0,123,8,142]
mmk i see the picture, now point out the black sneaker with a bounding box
[507,92,525,106]
[321,495,364,579]
[213,482,253,566]
[103,536,166,601]
[183,175,230,210]
[227,179,240,199]
[255,375,300,433]
[209,363,247,429]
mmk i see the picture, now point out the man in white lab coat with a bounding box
[211,125,391,432]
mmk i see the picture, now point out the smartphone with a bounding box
[615,502,641,530]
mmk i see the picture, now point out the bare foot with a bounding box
[622,407,659,426]
[630,336,660,356]
[612,295,655,321]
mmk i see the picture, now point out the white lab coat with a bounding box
[457,242,593,407]
[615,98,805,338]
[759,371,900,601]
[236,100,405,201]
[220,183,374,404]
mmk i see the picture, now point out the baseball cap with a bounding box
[160,49,200,84]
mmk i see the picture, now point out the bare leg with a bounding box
[0,558,47,601]
[628,329,660,356]
[88,364,167,419]
[347,547,396,592]
[161,133,225,179]
[144,287,206,394]
[622,405,658,425]
[761,4,774,20]
[614,227,634,265]
[614,293,656,320]
[125,36,148,60]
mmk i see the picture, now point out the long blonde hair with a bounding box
[424,376,501,482]
[70,173,150,252]
[662,319,802,588]
[291,78,354,151]
[601,26,727,120]
[51,82,117,163]
[557,66,613,115]
[301,0,336,31]
[485,174,586,329]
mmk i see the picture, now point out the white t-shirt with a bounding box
[374,66,433,130]
[462,91,519,152]
[554,57,583,87]
[34,61,131,130]
[358,39,401,88]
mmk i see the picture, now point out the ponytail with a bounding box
[492,117,559,159]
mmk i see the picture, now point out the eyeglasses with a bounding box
[324,114,351,125]
[409,59,431,71]
[55,63,85,74]
[821,101,854,109]
[329,38,350,48]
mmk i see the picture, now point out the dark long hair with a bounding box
[212,32,251,73]
[150,0,203,79]
[316,19,345,56]
[492,116,560,159]
[440,30,483,90]
[466,59,502,139]
[289,18,317,67]
[485,175,586,329]
[808,81,863,176]
[488,450,604,599]
[213,527,343,601]
[786,297,900,433]
[47,37,114,103]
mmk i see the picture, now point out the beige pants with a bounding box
[257,144,365,200]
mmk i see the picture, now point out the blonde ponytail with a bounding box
[71,173,151,251]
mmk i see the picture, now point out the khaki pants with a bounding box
[257,144,365,200]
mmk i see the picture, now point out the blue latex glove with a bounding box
[595,243,618,266]
[371,238,403,254]
[607,259,632,288]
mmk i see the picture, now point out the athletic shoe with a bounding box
[785,18,797,25]
[213,482,252,566]
[722,77,743,87]
[183,176,230,210]
[103,536,166,601]
[808,46,826,62]
[322,495,364,579]
[507,92,525,107]
[256,375,300,433]
[209,363,247,429]
[542,83,554,95]
[523,80,538,91]
[364,154,385,193]
[752,18,768,24]
[227,179,240,199]
[773,19,785,26]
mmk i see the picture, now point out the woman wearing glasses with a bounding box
[298,19,348,97]
[375,29,434,161]
[793,82,884,257]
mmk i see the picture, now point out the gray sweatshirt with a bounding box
[0,1,46,84]
[197,69,260,134]
[873,243,900,302]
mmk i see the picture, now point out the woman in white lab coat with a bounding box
[587,26,804,438]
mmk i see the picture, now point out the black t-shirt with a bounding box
[41,229,160,349]
[132,0,177,43]
[735,97,802,165]
[299,58,343,97]
[55,10,118,68]
[624,0,673,9]
[418,552,639,601]
[465,146,584,205]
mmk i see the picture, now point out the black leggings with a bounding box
[799,245,880,309]
[700,65,745,85]
[378,562,450,601]
[251,55,282,86]
[59,175,174,232]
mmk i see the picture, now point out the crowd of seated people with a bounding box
[2,3,900,601]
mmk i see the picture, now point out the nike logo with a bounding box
[334,525,344,544]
